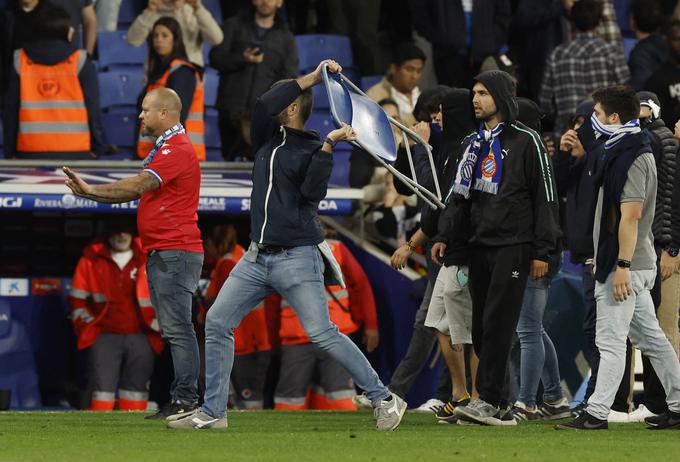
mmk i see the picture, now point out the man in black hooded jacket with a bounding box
[442,70,559,425]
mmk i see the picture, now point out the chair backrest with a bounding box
[101,107,139,147]
[204,68,219,107]
[98,70,145,109]
[295,34,353,73]
[98,31,148,70]
[117,0,143,28]
[203,0,223,23]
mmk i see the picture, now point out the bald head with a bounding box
[139,88,182,138]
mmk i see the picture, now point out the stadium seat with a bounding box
[101,106,138,148]
[117,0,143,28]
[295,34,353,73]
[0,301,42,409]
[206,148,223,162]
[329,149,350,186]
[203,0,223,23]
[205,108,221,149]
[306,110,336,138]
[98,31,148,70]
[98,70,145,109]
[204,67,219,108]
[360,75,383,92]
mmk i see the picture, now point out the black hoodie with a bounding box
[4,38,105,159]
[450,71,560,259]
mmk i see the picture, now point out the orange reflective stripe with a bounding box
[118,398,147,411]
[137,59,204,160]
[16,49,90,153]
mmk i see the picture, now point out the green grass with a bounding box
[0,411,678,462]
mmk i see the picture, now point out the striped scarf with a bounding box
[590,114,641,150]
[142,123,186,167]
[449,122,505,200]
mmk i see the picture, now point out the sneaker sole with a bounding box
[540,410,573,421]
[647,421,680,430]
[166,409,199,421]
[166,420,229,430]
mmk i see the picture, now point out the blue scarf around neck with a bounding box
[142,123,186,167]
[590,114,641,150]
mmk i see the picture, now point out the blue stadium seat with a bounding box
[295,34,353,73]
[306,110,336,138]
[0,301,42,409]
[624,37,637,61]
[117,0,143,28]
[205,108,221,149]
[98,31,148,70]
[360,75,383,92]
[206,148,223,162]
[203,0,223,23]
[101,106,138,148]
[329,149,350,186]
[204,68,219,108]
[312,84,330,110]
[98,70,145,109]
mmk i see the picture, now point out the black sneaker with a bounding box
[646,410,680,430]
[554,411,608,431]
[538,398,572,420]
[511,403,541,422]
[144,400,198,421]
[570,401,587,418]
[492,406,517,426]
[435,394,470,423]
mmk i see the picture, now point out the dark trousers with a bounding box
[468,244,531,407]
[582,265,634,412]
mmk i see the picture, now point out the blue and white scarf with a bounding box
[142,123,186,167]
[590,114,641,150]
[449,122,505,200]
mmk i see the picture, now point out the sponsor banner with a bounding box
[0,278,30,297]
[31,278,62,296]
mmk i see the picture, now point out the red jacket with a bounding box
[268,240,378,346]
[68,238,163,353]
[205,244,271,355]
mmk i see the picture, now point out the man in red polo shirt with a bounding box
[63,87,203,421]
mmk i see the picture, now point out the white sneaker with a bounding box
[352,393,373,410]
[411,399,445,414]
[374,394,407,431]
[628,404,658,423]
[166,409,229,430]
[607,409,630,423]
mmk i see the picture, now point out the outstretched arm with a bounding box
[63,167,160,203]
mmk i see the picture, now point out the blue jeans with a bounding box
[203,245,390,419]
[146,250,203,405]
[516,261,563,407]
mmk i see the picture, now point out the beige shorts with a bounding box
[424,264,473,345]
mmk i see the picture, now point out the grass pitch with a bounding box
[1,410,678,462]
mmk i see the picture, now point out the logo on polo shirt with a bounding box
[162,149,171,155]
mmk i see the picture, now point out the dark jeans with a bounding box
[146,249,203,405]
[582,264,633,412]
[469,244,532,407]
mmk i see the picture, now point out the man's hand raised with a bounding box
[63,167,95,198]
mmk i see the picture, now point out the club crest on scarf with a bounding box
[447,122,505,201]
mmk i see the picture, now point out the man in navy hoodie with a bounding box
[169,59,407,431]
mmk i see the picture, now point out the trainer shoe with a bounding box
[454,398,500,426]
[628,404,657,423]
[352,393,373,410]
[537,398,572,420]
[570,401,586,418]
[607,409,630,423]
[144,400,198,421]
[166,409,229,430]
[374,393,407,431]
[412,398,445,414]
[646,410,680,430]
[435,394,470,423]
[554,411,608,430]
[511,402,541,422]
[491,406,517,426]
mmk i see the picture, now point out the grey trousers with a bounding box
[587,269,680,420]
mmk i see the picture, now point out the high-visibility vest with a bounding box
[15,49,91,153]
[137,59,205,160]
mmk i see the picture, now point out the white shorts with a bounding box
[424,264,473,345]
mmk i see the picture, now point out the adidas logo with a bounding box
[511,271,520,279]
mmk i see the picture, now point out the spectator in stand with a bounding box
[137,16,205,161]
[3,6,105,159]
[51,0,97,55]
[69,220,163,411]
[540,0,630,135]
[366,43,426,127]
[270,238,378,410]
[127,0,223,67]
[645,21,680,131]
[409,0,511,89]
[95,0,123,32]
[209,0,298,161]
[628,0,668,91]
[204,225,271,410]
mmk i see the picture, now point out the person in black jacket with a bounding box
[628,0,668,91]
[408,0,511,88]
[443,70,559,426]
[170,60,408,432]
[209,1,298,160]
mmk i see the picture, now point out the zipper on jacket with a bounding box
[259,126,287,244]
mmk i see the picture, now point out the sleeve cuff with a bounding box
[144,168,163,184]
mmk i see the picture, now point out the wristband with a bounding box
[664,246,679,258]
[405,241,415,251]
[324,137,337,148]
[616,259,631,269]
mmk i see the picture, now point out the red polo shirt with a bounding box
[138,133,203,253]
